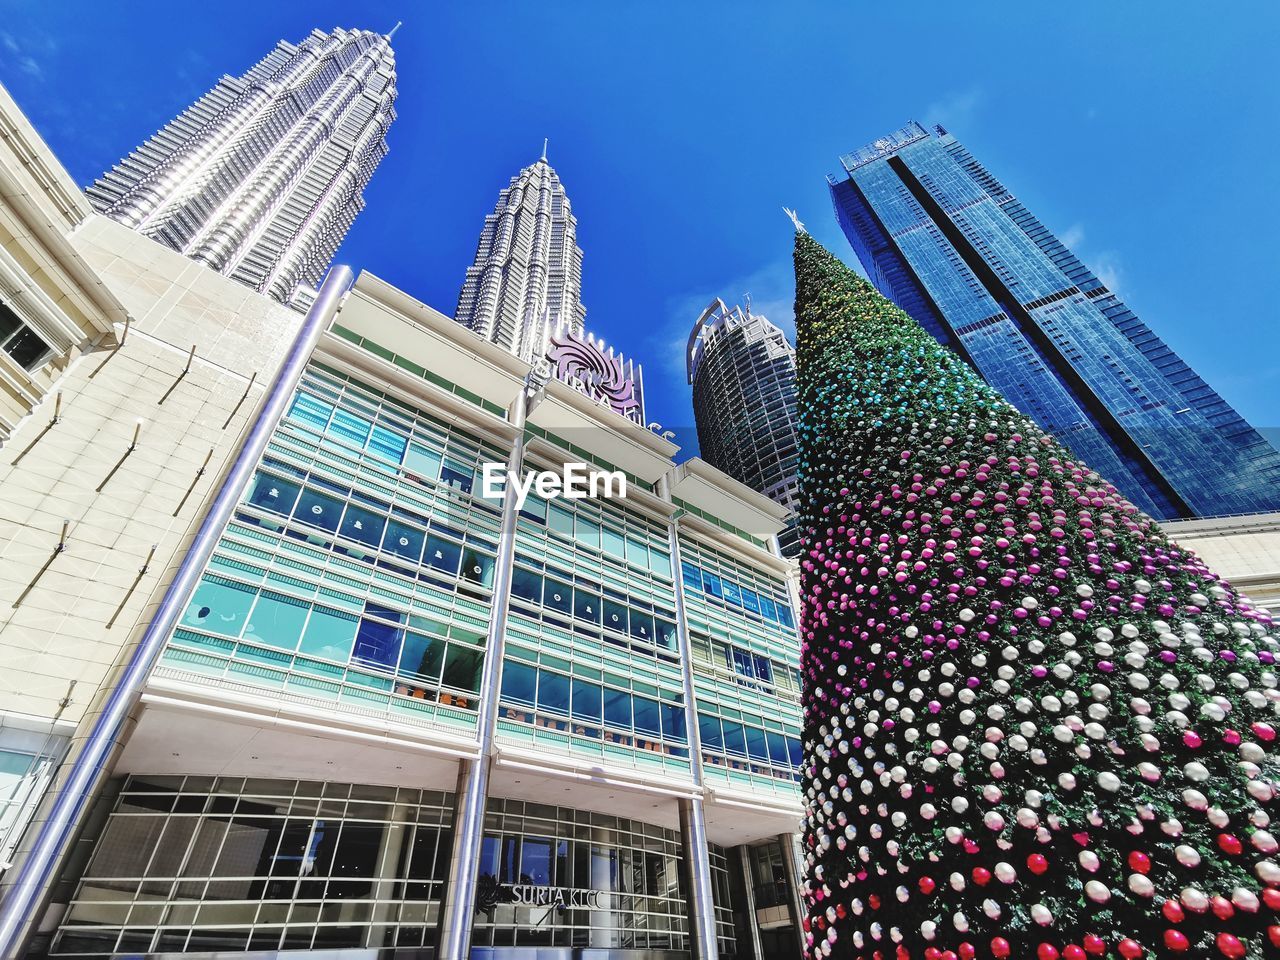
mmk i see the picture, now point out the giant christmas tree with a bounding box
[794,228,1280,960]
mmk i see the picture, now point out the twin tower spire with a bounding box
[90,26,640,421]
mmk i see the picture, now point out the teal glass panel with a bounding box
[399,631,444,683]
[461,548,494,588]
[442,646,483,694]
[404,443,443,483]
[243,592,309,650]
[247,473,300,516]
[571,679,602,723]
[603,688,631,729]
[649,548,671,579]
[574,517,601,550]
[339,504,385,548]
[501,661,537,705]
[294,488,343,533]
[298,607,359,660]
[548,504,574,538]
[288,393,333,429]
[624,537,648,568]
[537,670,570,715]
[369,424,407,463]
[330,409,372,447]
[183,577,256,637]
[601,527,625,560]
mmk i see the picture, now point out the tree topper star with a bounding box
[783,206,806,234]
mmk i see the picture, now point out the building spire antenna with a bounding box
[387,21,402,38]
[541,138,549,162]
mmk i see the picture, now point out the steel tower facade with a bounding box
[455,151,587,364]
[688,299,800,555]
[87,27,397,307]
[829,121,1280,520]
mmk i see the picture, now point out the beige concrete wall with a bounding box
[1163,512,1280,615]
[0,216,299,729]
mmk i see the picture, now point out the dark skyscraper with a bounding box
[688,298,799,554]
[829,121,1280,519]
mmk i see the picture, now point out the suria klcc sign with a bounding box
[547,327,645,425]
[504,884,605,909]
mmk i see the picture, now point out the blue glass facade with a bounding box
[830,121,1280,519]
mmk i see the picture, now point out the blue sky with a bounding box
[3,2,1278,454]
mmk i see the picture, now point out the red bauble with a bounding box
[1082,935,1106,956]
[1062,946,1086,960]
[972,867,991,886]
[1163,930,1190,952]
[1211,895,1234,921]
[1128,851,1151,873]
[1162,900,1185,923]
[1118,939,1143,959]
[1218,834,1243,856]
[1268,925,1280,948]
[1265,888,1280,909]
[1216,933,1245,959]
[919,875,937,894]
[924,949,941,960]
[991,938,1011,958]
[958,943,975,960]
[869,894,882,910]
[1037,944,1059,960]
[940,951,957,960]
[1027,853,1049,875]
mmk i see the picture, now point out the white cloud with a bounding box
[1091,251,1124,295]
[654,257,796,382]
[923,87,983,131]
[0,29,56,80]
[1059,223,1085,252]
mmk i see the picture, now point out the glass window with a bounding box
[702,571,723,600]
[625,537,648,568]
[681,562,701,591]
[603,688,631,729]
[369,425,408,463]
[330,410,371,448]
[441,646,482,694]
[766,731,790,766]
[571,679,602,723]
[520,837,554,886]
[537,670,571,715]
[787,737,803,768]
[339,504,385,548]
[460,547,494,588]
[573,587,601,624]
[510,567,542,605]
[649,549,672,579]
[741,589,761,615]
[294,488,343,533]
[628,611,653,644]
[632,696,661,737]
[601,527,626,560]
[288,393,333,430]
[698,714,723,751]
[753,654,774,685]
[352,605,405,670]
[548,504,574,538]
[574,517,601,550]
[777,604,795,629]
[721,579,742,606]
[298,607,358,661]
[731,647,753,678]
[1,322,51,370]
[381,520,424,564]
[602,598,627,634]
[424,535,461,575]
[244,592,309,650]
[501,661,537,706]
[654,619,677,651]
[184,577,256,637]
[722,722,747,756]
[398,632,443,683]
[403,444,442,483]
[519,494,547,523]
[758,595,779,623]
[247,474,300,517]
[745,726,770,761]
[440,460,473,494]
[661,704,686,743]
[543,578,572,615]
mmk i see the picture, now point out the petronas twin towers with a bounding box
[92,24,622,406]
[89,27,398,307]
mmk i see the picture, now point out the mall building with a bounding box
[0,83,807,960]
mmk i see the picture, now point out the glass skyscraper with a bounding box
[829,121,1280,519]
[687,299,799,555]
[88,27,398,307]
